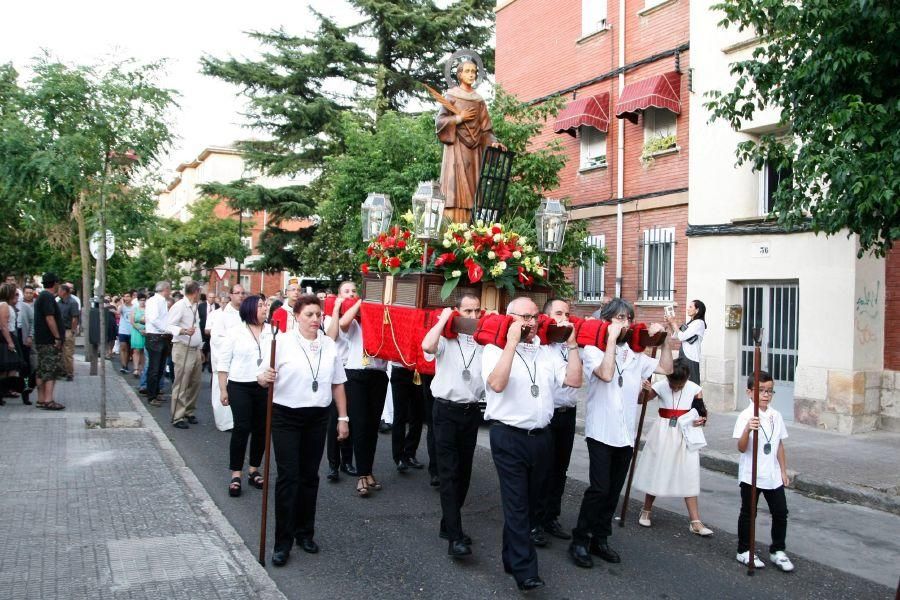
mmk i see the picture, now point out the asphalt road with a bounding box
[124,369,894,600]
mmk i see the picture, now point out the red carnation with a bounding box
[366,246,374,256]
[403,230,411,239]
[361,263,370,275]
[397,240,407,249]
[388,256,401,268]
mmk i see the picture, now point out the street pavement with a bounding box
[119,368,897,599]
[0,360,282,600]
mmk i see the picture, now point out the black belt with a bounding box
[145,332,172,339]
[494,422,547,436]
[554,406,575,414]
[435,397,478,409]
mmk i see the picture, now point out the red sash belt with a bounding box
[659,408,690,419]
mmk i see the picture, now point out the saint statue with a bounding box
[435,53,506,223]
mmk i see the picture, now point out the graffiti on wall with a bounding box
[855,280,881,346]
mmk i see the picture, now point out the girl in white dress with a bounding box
[633,358,713,536]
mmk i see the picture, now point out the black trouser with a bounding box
[489,423,551,584]
[422,374,438,477]
[391,367,424,464]
[346,369,389,477]
[327,398,353,468]
[572,439,633,546]
[737,483,788,554]
[536,407,577,527]
[272,403,329,552]
[227,380,267,472]
[145,333,171,400]
[433,398,481,541]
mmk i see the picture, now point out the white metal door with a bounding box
[739,283,799,421]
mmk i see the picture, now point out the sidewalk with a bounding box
[0,360,284,600]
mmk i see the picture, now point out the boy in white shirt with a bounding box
[732,370,794,572]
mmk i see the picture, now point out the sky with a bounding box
[0,0,360,176]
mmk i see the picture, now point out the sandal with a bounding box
[638,510,652,527]
[228,476,242,497]
[356,477,370,498]
[39,401,66,411]
[248,471,264,489]
[366,475,382,491]
[689,521,713,536]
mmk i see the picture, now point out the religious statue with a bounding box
[432,51,506,224]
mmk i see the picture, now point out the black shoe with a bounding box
[378,420,392,434]
[406,457,424,469]
[430,475,440,487]
[173,420,189,429]
[187,415,198,424]
[396,460,410,473]
[544,519,572,540]
[326,466,339,482]
[340,463,358,476]
[589,541,621,563]
[448,540,472,558]
[271,550,289,567]
[119,368,129,374]
[138,388,148,395]
[568,543,594,568]
[530,527,549,548]
[297,538,319,554]
[22,397,32,406]
[517,576,545,592]
[65,375,73,382]
[439,529,472,545]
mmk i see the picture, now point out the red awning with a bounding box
[553,93,610,136]
[615,71,681,124]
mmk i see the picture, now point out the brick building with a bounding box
[496,0,690,327]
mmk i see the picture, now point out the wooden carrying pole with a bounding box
[748,327,763,575]
[258,328,279,565]
[618,332,666,526]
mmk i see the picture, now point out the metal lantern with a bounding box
[535,198,569,253]
[361,192,393,242]
[411,181,446,241]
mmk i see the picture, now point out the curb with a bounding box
[112,373,286,600]
[698,449,900,517]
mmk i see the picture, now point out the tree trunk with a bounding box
[73,193,97,375]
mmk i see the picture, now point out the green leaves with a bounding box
[707,0,899,256]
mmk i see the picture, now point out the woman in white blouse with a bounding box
[666,299,706,385]
[257,294,350,567]
[218,295,271,498]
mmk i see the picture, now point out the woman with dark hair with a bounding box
[257,294,350,567]
[218,295,271,497]
[666,299,706,385]
[0,283,24,402]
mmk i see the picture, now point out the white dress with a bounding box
[633,379,702,497]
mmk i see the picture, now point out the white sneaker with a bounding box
[638,510,651,527]
[735,551,765,568]
[769,551,795,572]
[689,521,714,536]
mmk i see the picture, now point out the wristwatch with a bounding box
[337,416,350,422]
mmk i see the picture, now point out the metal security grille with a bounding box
[578,235,605,302]
[640,227,675,301]
[740,282,799,420]
[473,147,514,224]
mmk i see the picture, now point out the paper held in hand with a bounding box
[678,408,707,451]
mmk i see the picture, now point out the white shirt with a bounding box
[263,330,347,409]
[481,339,567,430]
[323,315,350,366]
[582,344,659,447]
[219,325,272,382]
[676,319,705,362]
[733,404,788,489]
[166,298,202,347]
[652,379,702,411]
[144,294,169,334]
[547,342,580,409]
[208,304,243,371]
[427,334,484,403]
[343,319,386,371]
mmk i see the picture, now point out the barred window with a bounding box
[578,234,605,302]
[641,227,675,302]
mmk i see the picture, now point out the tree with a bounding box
[706,0,899,256]
[201,0,495,175]
[164,197,248,277]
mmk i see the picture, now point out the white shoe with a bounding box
[638,510,651,527]
[689,521,714,536]
[735,551,765,568]
[769,551,795,572]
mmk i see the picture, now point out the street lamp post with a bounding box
[535,198,569,275]
[411,181,446,269]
